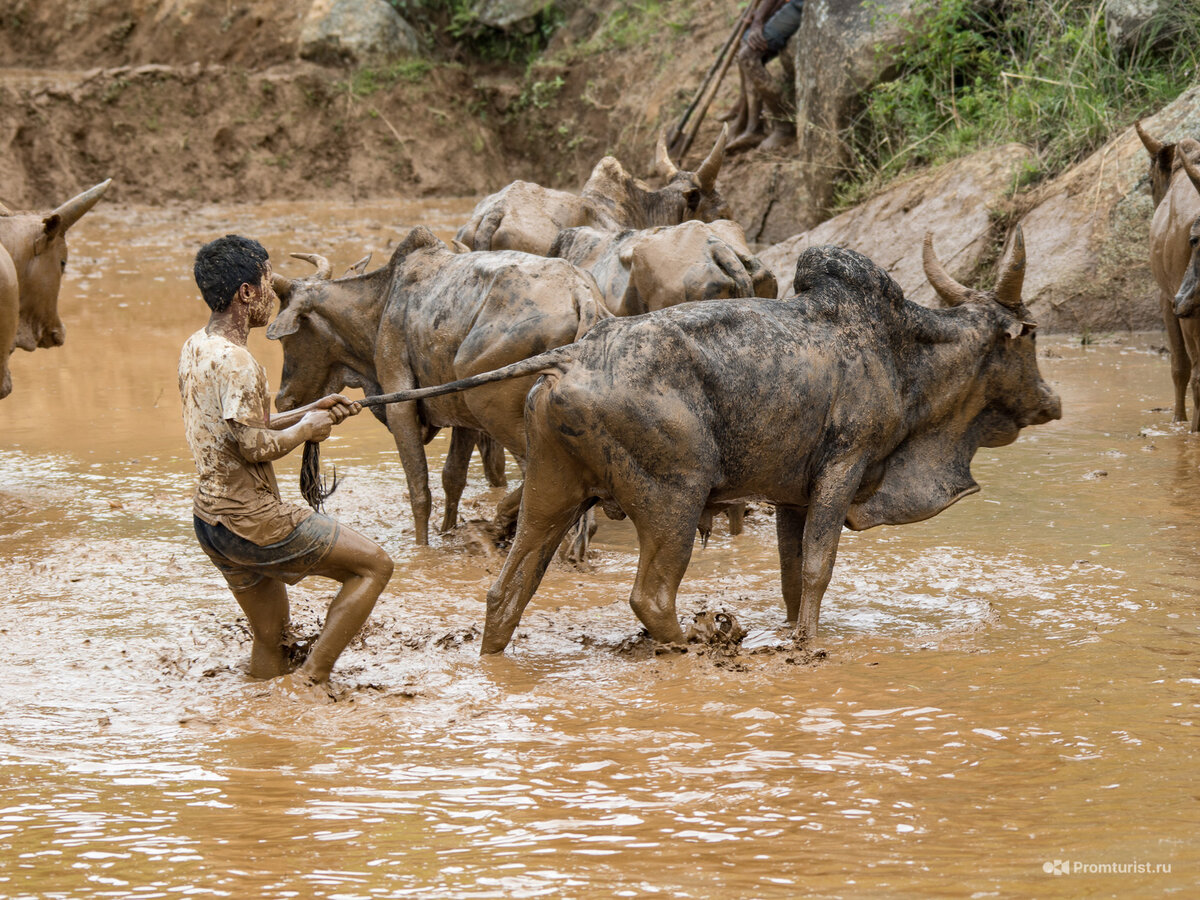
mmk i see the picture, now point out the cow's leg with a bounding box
[440,428,474,533]
[1162,291,1189,422]
[776,504,805,624]
[481,478,589,654]
[626,509,701,644]
[385,401,432,545]
[794,466,865,641]
[479,434,507,487]
[1182,322,1200,432]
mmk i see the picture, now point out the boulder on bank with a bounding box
[300,0,421,65]
[759,144,1034,308]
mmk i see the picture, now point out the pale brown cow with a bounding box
[1149,138,1200,428]
[0,179,111,399]
[456,130,730,255]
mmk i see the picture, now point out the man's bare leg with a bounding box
[231,578,291,679]
[296,526,393,683]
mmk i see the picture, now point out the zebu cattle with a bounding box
[548,217,777,540]
[548,219,777,317]
[455,130,731,255]
[1148,138,1200,428]
[1168,152,1200,347]
[1137,123,1191,422]
[0,180,111,399]
[370,230,1061,654]
[266,226,609,544]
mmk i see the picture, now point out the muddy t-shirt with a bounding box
[178,328,312,546]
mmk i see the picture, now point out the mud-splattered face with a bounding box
[245,263,276,328]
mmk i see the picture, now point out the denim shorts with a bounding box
[762,0,804,59]
[194,513,340,592]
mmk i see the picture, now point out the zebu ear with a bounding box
[344,253,372,276]
[266,307,301,340]
[34,214,62,255]
[450,240,471,254]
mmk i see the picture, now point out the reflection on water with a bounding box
[0,201,1197,897]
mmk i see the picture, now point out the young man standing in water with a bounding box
[179,234,393,688]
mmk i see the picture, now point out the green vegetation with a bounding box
[841,0,1200,206]
[344,58,434,97]
[578,0,692,54]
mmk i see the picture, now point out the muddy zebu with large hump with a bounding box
[455,130,730,255]
[0,180,111,399]
[1148,137,1200,428]
[368,229,1061,654]
[266,226,609,545]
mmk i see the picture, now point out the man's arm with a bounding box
[230,399,359,463]
[267,393,360,430]
[745,0,789,53]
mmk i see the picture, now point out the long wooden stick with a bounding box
[666,2,758,156]
[675,0,763,161]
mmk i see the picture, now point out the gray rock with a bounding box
[300,0,420,65]
[1105,0,1182,57]
[759,144,1034,306]
[470,0,553,32]
[788,0,922,227]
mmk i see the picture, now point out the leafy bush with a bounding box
[841,0,1200,204]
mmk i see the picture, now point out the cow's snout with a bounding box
[275,389,298,413]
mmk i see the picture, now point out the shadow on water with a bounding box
[0,201,1196,897]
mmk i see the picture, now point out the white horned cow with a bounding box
[365,229,1062,655]
[266,227,609,545]
[1147,136,1200,429]
[455,129,731,255]
[0,179,111,399]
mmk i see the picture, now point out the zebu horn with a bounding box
[696,125,728,191]
[290,252,332,280]
[51,179,112,231]
[922,232,970,307]
[1180,148,1200,196]
[1135,120,1163,157]
[655,131,680,179]
[994,226,1027,310]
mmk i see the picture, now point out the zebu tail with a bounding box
[359,348,571,410]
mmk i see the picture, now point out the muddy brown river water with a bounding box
[0,198,1197,898]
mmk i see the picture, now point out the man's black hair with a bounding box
[193,234,270,313]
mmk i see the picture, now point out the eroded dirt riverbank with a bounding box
[0,200,1197,897]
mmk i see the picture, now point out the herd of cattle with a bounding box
[4,120,1200,653]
